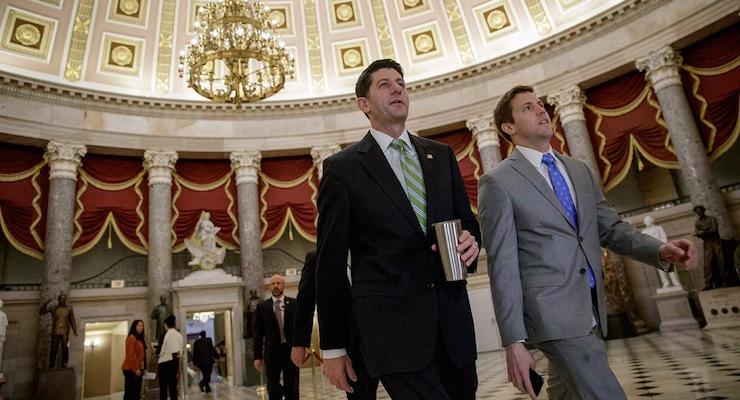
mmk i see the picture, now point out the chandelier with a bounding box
[178,0,295,105]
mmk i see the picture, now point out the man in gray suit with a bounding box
[478,85,697,399]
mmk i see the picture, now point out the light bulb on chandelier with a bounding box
[178,0,295,106]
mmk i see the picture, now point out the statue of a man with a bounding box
[195,212,220,252]
[39,293,77,368]
[694,206,724,290]
[151,294,172,346]
[0,300,7,371]
[642,215,683,290]
[244,289,261,339]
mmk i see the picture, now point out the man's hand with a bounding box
[291,346,311,367]
[660,239,698,269]
[431,229,480,267]
[322,355,357,393]
[253,359,263,371]
[135,369,142,377]
[505,343,537,400]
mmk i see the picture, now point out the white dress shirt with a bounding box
[158,327,184,364]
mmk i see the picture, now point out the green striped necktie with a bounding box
[391,139,427,233]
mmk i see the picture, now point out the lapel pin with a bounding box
[426,154,433,159]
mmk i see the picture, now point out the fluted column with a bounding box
[143,150,178,310]
[37,141,86,371]
[466,114,501,173]
[310,144,342,180]
[230,151,263,297]
[547,85,600,179]
[636,47,734,239]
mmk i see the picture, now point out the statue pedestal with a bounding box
[652,289,698,331]
[698,287,740,329]
[35,368,75,400]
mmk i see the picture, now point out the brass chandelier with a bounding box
[178,0,295,105]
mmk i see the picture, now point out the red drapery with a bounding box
[584,70,678,191]
[680,24,740,160]
[74,154,147,255]
[0,144,47,259]
[172,160,239,251]
[430,129,482,212]
[259,156,318,247]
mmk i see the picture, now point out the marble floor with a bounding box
[183,328,740,399]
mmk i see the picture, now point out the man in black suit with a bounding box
[192,330,218,393]
[254,275,299,400]
[316,59,481,400]
[291,251,379,399]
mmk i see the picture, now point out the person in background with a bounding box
[157,315,183,400]
[121,319,147,400]
[193,330,218,393]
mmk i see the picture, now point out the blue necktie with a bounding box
[542,153,596,288]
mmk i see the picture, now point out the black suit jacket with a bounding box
[253,296,296,361]
[293,251,317,348]
[192,337,217,369]
[316,132,481,377]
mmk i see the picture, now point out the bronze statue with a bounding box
[151,294,172,345]
[39,293,77,368]
[694,205,725,290]
[244,289,261,339]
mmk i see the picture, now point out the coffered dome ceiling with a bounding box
[1,0,626,102]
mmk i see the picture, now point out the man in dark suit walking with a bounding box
[254,275,299,400]
[478,85,697,399]
[291,251,379,399]
[315,59,481,400]
[192,330,218,393]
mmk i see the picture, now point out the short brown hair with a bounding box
[355,59,404,99]
[493,85,534,141]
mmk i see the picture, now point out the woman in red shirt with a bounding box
[121,319,147,400]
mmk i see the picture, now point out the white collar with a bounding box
[517,145,556,169]
[369,128,413,151]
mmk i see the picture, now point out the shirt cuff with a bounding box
[322,348,347,359]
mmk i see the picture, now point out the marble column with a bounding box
[547,85,601,179]
[310,144,342,180]
[37,141,86,371]
[143,150,178,311]
[466,114,501,173]
[230,151,263,298]
[636,47,734,239]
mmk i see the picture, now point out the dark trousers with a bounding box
[49,334,69,368]
[265,344,299,400]
[123,369,142,400]
[198,362,213,391]
[379,335,477,400]
[158,360,178,400]
[347,345,379,400]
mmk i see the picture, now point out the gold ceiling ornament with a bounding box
[178,0,295,105]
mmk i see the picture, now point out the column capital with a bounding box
[143,150,178,186]
[636,46,683,92]
[230,151,262,185]
[44,141,87,181]
[310,144,341,179]
[466,114,499,151]
[547,85,586,125]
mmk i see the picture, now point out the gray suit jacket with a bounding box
[478,148,669,346]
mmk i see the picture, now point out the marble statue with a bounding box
[642,215,683,291]
[39,293,77,368]
[186,212,226,270]
[0,300,7,371]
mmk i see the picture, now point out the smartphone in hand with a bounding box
[529,368,544,396]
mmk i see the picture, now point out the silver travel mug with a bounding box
[432,219,466,281]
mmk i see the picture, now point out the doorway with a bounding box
[185,310,234,388]
[82,320,129,400]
